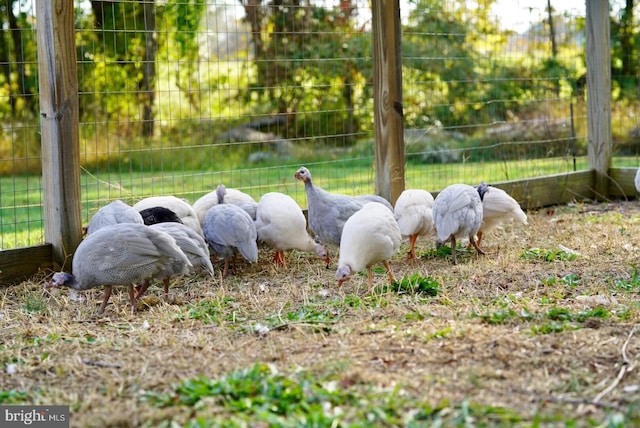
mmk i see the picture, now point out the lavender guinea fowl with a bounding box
[294,166,391,266]
[86,200,144,235]
[136,222,214,298]
[47,223,191,315]
[433,183,486,264]
[202,203,258,278]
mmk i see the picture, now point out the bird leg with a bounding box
[367,266,374,293]
[163,278,171,300]
[98,286,113,315]
[469,234,486,256]
[324,253,331,269]
[407,234,418,259]
[384,260,396,285]
[451,235,457,265]
[128,284,137,314]
[273,250,287,269]
[475,231,485,250]
[135,279,151,300]
[222,258,230,279]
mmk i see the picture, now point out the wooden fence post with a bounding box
[586,0,612,198]
[372,0,405,205]
[36,0,82,269]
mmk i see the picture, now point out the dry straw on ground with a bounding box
[1,200,640,426]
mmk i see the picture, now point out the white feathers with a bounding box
[635,167,640,193]
[478,185,528,246]
[336,202,402,291]
[255,192,327,268]
[433,183,485,264]
[393,189,435,259]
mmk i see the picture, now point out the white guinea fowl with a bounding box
[141,222,214,297]
[294,166,392,266]
[336,202,401,292]
[133,196,202,236]
[635,167,640,193]
[255,192,327,269]
[202,203,258,278]
[476,183,528,249]
[193,184,256,225]
[86,200,143,235]
[433,183,487,264]
[393,189,435,259]
[47,223,191,315]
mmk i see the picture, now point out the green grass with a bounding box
[2,154,639,248]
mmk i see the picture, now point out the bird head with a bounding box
[336,265,352,286]
[476,182,489,201]
[47,272,75,289]
[313,240,328,260]
[216,184,227,204]
[294,167,311,183]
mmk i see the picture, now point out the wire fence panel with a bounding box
[0,0,636,250]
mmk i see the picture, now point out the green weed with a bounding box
[520,247,577,262]
[386,274,441,296]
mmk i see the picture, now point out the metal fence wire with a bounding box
[0,0,636,250]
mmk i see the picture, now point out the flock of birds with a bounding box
[47,166,528,315]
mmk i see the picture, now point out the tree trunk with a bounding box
[620,0,635,77]
[140,0,157,137]
[546,0,558,58]
[8,0,32,113]
[0,25,15,115]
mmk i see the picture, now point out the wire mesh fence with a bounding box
[0,0,637,250]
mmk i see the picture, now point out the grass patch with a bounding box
[385,274,441,296]
[520,247,578,262]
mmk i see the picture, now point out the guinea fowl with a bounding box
[139,206,184,226]
[47,223,191,315]
[255,192,327,269]
[133,196,202,236]
[433,183,487,264]
[336,202,401,292]
[635,167,640,192]
[202,203,258,278]
[294,166,391,266]
[139,222,214,297]
[85,200,143,235]
[193,184,256,225]
[393,189,435,259]
[476,183,528,249]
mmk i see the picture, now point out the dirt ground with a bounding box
[1,200,640,426]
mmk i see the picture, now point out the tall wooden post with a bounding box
[36,0,82,269]
[586,0,612,197]
[372,0,405,205]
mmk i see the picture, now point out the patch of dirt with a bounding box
[1,200,640,426]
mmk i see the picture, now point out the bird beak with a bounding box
[337,278,349,287]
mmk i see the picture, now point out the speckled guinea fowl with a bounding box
[393,189,435,259]
[433,183,487,264]
[294,166,391,266]
[193,184,257,225]
[139,206,184,226]
[336,202,401,292]
[255,192,327,269]
[476,183,527,249]
[86,200,144,235]
[137,222,214,298]
[202,203,258,278]
[47,223,191,315]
